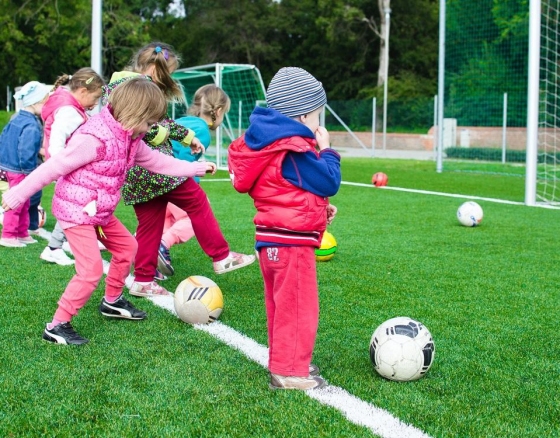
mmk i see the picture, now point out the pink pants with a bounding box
[259,246,319,377]
[133,178,229,282]
[162,203,195,248]
[53,216,137,322]
[2,172,30,239]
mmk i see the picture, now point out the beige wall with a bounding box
[329,127,528,151]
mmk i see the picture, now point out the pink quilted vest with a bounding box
[51,107,142,226]
[42,87,88,160]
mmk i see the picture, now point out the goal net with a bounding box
[536,1,560,204]
[441,1,528,173]
[172,63,266,169]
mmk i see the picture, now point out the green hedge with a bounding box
[445,147,560,163]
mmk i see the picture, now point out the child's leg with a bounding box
[52,225,104,323]
[133,196,168,282]
[28,190,42,231]
[48,221,67,249]
[166,179,229,262]
[261,246,319,377]
[162,203,195,248]
[97,216,137,301]
[2,172,30,239]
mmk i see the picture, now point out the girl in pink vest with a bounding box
[40,68,105,267]
[2,78,217,345]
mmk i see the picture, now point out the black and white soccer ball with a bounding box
[369,316,435,382]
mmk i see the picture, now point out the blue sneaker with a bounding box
[157,241,174,276]
[154,269,168,281]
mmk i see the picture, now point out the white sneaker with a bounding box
[0,237,26,248]
[269,373,326,390]
[28,228,51,240]
[62,241,72,254]
[18,236,38,244]
[130,281,170,297]
[213,252,256,274]
[40,247,75,266]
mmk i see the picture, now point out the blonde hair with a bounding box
[108,77,167,130]
[127,42,183,102]
[53,67,105,93]
[188,84,231,128]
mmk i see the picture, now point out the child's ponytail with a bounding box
[53,68,105,92]
[129,42,184,103]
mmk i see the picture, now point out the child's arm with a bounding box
[2,134,98,211]
[19,126,43,171]
[134,141,215,178]
[48,106,85,157]
[145,118,204,154]
[281,148,342,197]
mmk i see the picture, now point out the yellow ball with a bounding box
[315,230,337,262]
[174,276,223,324]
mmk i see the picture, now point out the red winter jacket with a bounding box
[228,135,328,247]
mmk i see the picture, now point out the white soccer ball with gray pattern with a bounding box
[369,317,435,382]
[174,276,223,325]
[457,201,483,227]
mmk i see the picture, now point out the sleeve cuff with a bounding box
[151,125,169,145]
[180,130,195,147]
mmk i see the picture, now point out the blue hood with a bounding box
[245,107,315,150]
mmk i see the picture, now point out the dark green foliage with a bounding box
[446,147,560,164]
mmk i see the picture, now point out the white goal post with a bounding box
[171,63,267,169]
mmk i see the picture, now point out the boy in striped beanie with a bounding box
[228,67,341,390]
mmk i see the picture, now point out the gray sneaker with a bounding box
[309,363,320,376]
[269,373,326,390]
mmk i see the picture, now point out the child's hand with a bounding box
[2,197,11,212]
[205,162,217,175]
[326,203,337,225]
[315,126,330,150]
[190,137,205,155]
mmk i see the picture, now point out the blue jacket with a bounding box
[0,110,43,174]
[171,116,209,162]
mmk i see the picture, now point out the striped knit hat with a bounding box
[266,67,326,118]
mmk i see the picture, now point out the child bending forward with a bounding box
[2,78,216,345]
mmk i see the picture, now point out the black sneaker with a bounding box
[157,241,174,276]
[99,295,147,320]
[43,322,89,345]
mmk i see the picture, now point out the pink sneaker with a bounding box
[213,252,256,274]
[129,281,170,297]
[0,237,26,248]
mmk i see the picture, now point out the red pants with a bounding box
[259,246,319,377]
[53,216,137,322]
[133,178,229,282]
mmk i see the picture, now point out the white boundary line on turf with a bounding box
[343,181,560,209]
[209,178,560,209]
[147,294,431,438]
